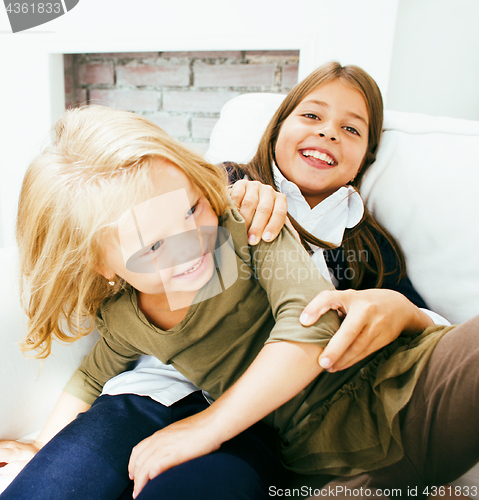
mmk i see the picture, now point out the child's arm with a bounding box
[129,339,324,498]
[127,219,339,497]
[35,391,91,445]
[0,391,90,477]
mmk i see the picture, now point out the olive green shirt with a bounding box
[65,207,450,476]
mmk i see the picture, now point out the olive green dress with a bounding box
[65,207,451,476]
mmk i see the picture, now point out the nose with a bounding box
[317,121,338,141]
[319,132,336,141]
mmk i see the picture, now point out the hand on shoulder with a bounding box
[229,179,288,245]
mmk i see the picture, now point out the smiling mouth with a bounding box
[301,149,336,166]
[177,255,205,276]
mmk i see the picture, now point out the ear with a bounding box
[351,153,368,182]
[350,167,362,183]
[91,262,114,281]
[89,238,115,280]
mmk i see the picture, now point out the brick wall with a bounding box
[64,50,299,154]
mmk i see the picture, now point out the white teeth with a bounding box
[302,150,335,165]
[181,256,204,275]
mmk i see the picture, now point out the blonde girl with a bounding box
[1,105,289,500]
[1,103,478,500]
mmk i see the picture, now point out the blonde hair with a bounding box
[17,105,228,358]
[239,61,405,288]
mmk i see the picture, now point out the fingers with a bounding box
[129,440,151,499]
[244,186,275,244]
[128,436,149,482]
[248,192,287,245]
[131,459,156,499]
[129,436,171,499]
[0,461,27,477]
[128,416,219,498]
[304,289,418,372]
[132,467,150,499]
[0,448,17,463]
[300,290,348,327]
[229,180,259,232]
[299,290,370,371]
[229,180,288,245]
[0,441,41,479]
[0,441,28,462]
[318,311,368,371]
[228,179,248,212]
[130,446,182,499]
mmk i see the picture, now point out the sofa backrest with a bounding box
[206,93,479,324]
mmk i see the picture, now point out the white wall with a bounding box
[0,0,398,247]
[387,0,479,120]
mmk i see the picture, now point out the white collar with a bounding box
[272,163,364,247]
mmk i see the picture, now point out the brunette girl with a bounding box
[229,62,448,373]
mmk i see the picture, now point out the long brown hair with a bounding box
[239,61,405,288]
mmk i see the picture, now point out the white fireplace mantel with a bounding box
[0,0,400,247]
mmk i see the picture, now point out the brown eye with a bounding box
[343,126,359,136]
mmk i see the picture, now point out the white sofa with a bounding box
[1,93,479,494]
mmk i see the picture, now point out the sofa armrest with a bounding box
[0,246,98,440]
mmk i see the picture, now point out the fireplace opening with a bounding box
[64,50,299,154]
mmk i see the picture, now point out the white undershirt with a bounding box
[102,355,209,406]
[272,163,364,285]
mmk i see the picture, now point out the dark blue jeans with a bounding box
[1,392,283,500]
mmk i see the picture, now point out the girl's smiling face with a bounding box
[101,159,219,305]
[274,79,369,208]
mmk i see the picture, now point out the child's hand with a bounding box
[229,179,287,245]
[128,413,221,499]
[0,440,43,477]
[300,289,434,372]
